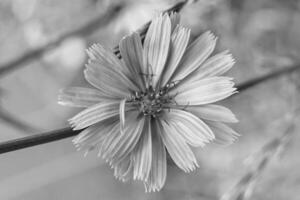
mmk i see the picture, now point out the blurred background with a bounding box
[0,0,300,199]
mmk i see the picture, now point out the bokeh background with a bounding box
[0,0,300,199]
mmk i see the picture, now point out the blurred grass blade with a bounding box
[0,107,38,134]
[0,150,103,199]
[0,3,125,77]
[220,112,297,200]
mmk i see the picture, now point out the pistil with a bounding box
[130,85,175,118]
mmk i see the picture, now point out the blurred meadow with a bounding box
[0,0,300,199]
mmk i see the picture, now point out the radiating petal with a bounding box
[161,25,190,86]
[72,120,117,154]
[119,32,146,90]
[186,104,238,123]
[171,31,217,82]
[69,101,123,130]
[101,112,145,167]
[169,12,181,33]
[143,13,171,87]
[119,99,126,132]
[84,58,138,98]
[173,76,237,105]
[58,87,107,107]
[87,43,129,75]
[132,117,152,181]
[166,109,215,146]
[98,122,120,157]
[114,155,133,182]
[159,119,198,173]
[144,120,166,192]
[185,51,235,83]
[205,121,240,145]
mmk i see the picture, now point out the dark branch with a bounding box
[0,4,124,77]
[0,128,80,154]
[0,64,299,154]
[236,64,300,91]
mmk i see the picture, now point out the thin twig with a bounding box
[0,4,124,77]
[0,64,299,154]
[236,64,300,92]
[0,128,80,154]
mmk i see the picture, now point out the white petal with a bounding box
[143,14,171,87]
[87,43,129,75]
[102,113,145,167]
[84,58,138,98]
[144,120,167,192]
[186,104,238,123]
[113,155,133,182]
[159,119,198,173]
[173,76,237,105]
[169,12,181,33]
[171,31,217,82]
[185,51,235,83]
[69,101,121,130]
[58,87,106,107]
[205,121,240,146]
[161,25,190,86]
[119,32,146,90]
[132,118,152,181]
[166,109,215,146]
[98,122,121,157]
[73,121,116,152]
[119,99,126,132]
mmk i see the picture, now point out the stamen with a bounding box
[129,81,179,117]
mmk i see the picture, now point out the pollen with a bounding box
[130,84,176,117]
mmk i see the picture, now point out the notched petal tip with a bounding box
[204,31,218,42]
[206,121,240,146]
[231,114,239,123]
[169,12,181,31]
[57,89,70,106]
[68,119,82,130]
[232,87,239,94]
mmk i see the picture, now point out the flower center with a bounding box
[130,84,176,118]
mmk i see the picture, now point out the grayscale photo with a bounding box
[0,0,299,199]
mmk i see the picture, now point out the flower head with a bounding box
[58,13,238,192]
